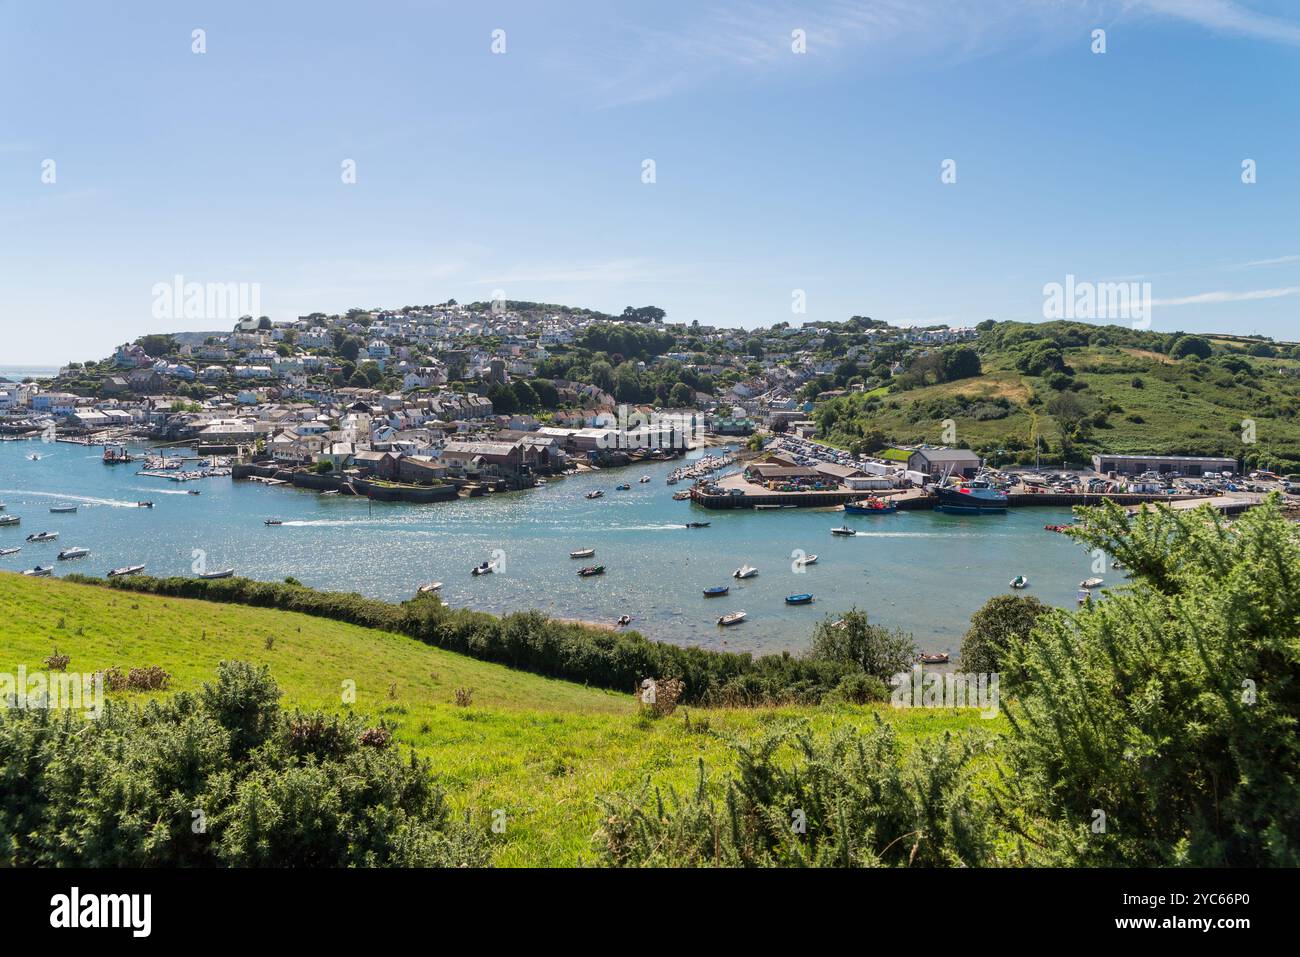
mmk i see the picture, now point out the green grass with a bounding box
[0,574,998,866]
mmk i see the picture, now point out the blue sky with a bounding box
[2,0,1299,363]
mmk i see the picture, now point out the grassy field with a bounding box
[0,574,996,866]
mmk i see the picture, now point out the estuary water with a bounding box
[0,439,1108,655]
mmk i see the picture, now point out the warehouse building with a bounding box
[1091,453,1237,476]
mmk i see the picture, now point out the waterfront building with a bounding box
[1091,453,1237,476]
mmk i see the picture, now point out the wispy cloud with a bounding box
[568,1,1300,106]
[1229,253,1300,269]
[1152,286,1300,306]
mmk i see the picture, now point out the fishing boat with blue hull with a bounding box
[934,479,1008,514]
[703,585,730,597]
[785,593,814,605]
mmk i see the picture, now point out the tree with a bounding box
[807,609,916,682]
[958,594,1049,687]
[940,346,982,382]
[339,337,362,362]
[1170,335,1212,360]
[668,382,694,407]
[589,360,614,394]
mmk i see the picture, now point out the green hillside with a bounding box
[0,575,990,866]
[815,321,1300,471]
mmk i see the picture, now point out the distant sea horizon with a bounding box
[0,365,58,381]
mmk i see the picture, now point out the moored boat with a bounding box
[617,614,632,627]
[935,479,1008,514]
[615,483,631,491]
[107,564,145,577]
[918,652,950,664]
[472,561,495,576]
[585,489,605,499]
[0,515,19,527]
[703,585,730,597]
[785,593,814,605]
[49,505,77,514]
[577,564,605,577]
[23,565,53,577]
[1077,589,1092,605]
[639,476,651,483]
[57,547,90,560]
[417,581,443,593]
[733,564,758,579]
[1009,575,1028,589]
[0,547,21,557]
[794,554,818,566]
[844,497,897,514]
[198,568,235,580]
[1079,577,1104,589]
[569,547,596,559]
[717,611,747,626]
[25,531,58,543]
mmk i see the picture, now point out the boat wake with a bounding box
[0,489,138,508]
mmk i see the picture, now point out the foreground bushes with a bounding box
[0,661,489,867]
[597,718,998,866]
[66,574,853,705]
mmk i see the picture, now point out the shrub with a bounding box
[0,661,489,867]
[806,609,916,682]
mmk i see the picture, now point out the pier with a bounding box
[689,483,1238,511]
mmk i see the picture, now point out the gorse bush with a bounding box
[597,718,999,867]
[0,661,489,867]
[65,575,855,706]
[1003,496,1300,865]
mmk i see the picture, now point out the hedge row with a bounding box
[65,575,851,705]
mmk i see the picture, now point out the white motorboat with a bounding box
[57,547,90,560]
[1079,577,1104,589]
[417,581,443,593]
[717,611,747,626]
[26,531,58,543]
[570,547,596,559]
[795,554,818,567]
[0,515,19,527]
[0,547,21,557]
[23,565,53,577]
[107,564,145,577]
[198,568,235,579]
[733,564,758,579]
[471,561,495,576]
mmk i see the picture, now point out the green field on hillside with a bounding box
[817,324,1300,469]
[0,575,995,866]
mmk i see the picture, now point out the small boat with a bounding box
[26,453,42,461]
[577,564,605,577]
[733,564,758,579]
[1077,589,1092,605]
[198,568,235,580]
[23,565,53,577]
[472,561,495,576]
[918,652,950,665]
[844,497,897,514]
[1044,523,1073,533]
[717,611,747,627]
[585,489,605,499]
[137,501,154,509]
[1009,575,1028,589]
[666,477,678,486]
[795,554,818,567]
[0,546,21,557]
[639,476,651,483]
[830,526,857,536]
[26,531,58,543]
[785,594,814,605]
[107,564,146,578]
[0,515,19,527]
[617,614,632,627]
[569,547,596,559]
[320,489,338,496]
[685,521,710,529]
[264,518,282,526]
[615,483,631,491]
[672,490,691,500]
[49,505,78,514]
[703,585,730,597]
[1079,577,1104,589]
[1112,560,1125,569]
[57,547,90,561]
[417,581,443,593]
[187,490,202,496]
